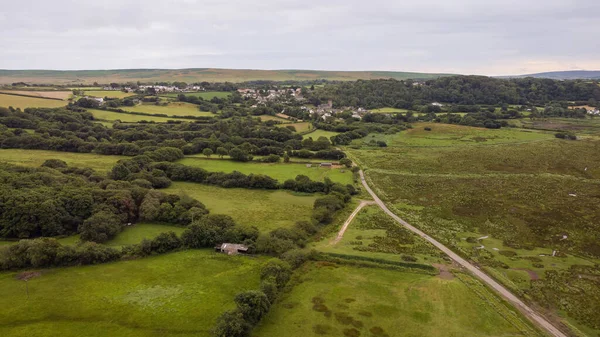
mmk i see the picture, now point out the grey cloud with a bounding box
[1,0,599,75]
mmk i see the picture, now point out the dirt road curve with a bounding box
[359,170,566,337]
[333,200,375,245]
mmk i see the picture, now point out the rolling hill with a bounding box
[506,70,600,80]
[0,68,454,84]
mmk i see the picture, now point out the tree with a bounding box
[339,158,352,168]
[79,211,122,243]
[202,148,214,158]
[260,259,292,289]
[212,310,251,337]
[229,148,252,162]
[234,290,271,324]
[139,192,161,221]
[283,153,290,163]
[216,147,229,158]
[109,163,131,181]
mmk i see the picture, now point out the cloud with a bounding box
[1,0,599,75]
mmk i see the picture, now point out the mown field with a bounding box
[165,182,317,232]
[348,121,600,334]
[84,90,136,99]
[0,93,67,109]
[0,149,122,173]
[0,250,266,337]
[254,262,541,337]
[302,129,340,140]
[88,108,198,123]
[123,102,215,117]
[178,158,353,185]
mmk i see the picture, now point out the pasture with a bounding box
[0,90,71,100]
[0,149,122,173]
[84,90,136,99]
[106,223,187,247]
[254,262,540,337]
[258,115,291,123]
[165,182,317,232]
[0,93,67,109]
[0,250,266,337]
[277,122,312,133]
[87,109,197,123]
[123,102,215,117]
[178,158,354,185]
[302,129,340,140]
[369,107,410,113]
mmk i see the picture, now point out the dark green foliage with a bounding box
[234,290,271,324]
[211,310,251,337]
[260,259,292,289]
[78,211,122,243]
[41,159,68,169]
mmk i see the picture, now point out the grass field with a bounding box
[166,182,317,232]
[370,107,410,113]
[258,115,291,123]
[0,93,67,109]
[277,122,312,133]
[254,262,540,337]
[178,158,353,184]
[106,223,187,247]
[84,90,136,99]
[0,250,266,337]
[123,102,214,117]
[88,109,197,123]
[0,149,122,173]
[302,129,340,140]
[0,90,71,100]
[161,91,231,100]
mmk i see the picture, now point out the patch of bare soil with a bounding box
[432,263,455,280]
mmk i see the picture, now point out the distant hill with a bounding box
[507,70,600,80]
[0,68,454,85]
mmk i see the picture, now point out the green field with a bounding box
[302,129,340,140]
[123,102,215,117]
[258,115,291,123]
[178,158,353,185]
[0,149,123,173]
[162,91,231,100]
[277,122,312,133]
[85,90,136,99]
[88,109,197,123]
[165,182,317,232]
[370,107,410,113]
[106,223,187,247]
[0,250,266,337]
[0,93,67,109]
[254,262,540,337]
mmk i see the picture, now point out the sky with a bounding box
[1,0,599,76]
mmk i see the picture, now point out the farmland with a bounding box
[165,182,317,232]
[0,90,71,100]
[0,250,266,337]
[178,158,354,184]
[105,223,187,247]
[0,93,67,109]
[277,121,312,133]
[84,90,136,99]
[302,129,340,140]
[87,108,198,123]
[254,262,540,337]
[161,91,231,100]
[0,149,123,173]
[123,102,215,117]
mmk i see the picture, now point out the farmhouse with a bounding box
[215,243,249,255]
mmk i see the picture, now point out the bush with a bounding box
[498,250,517,257]
[424,127,432,131]
[234,290,271,324]
[212,310,251,337]
[79,211,122,243]
[260,259,292,289]
[41,159,68,169]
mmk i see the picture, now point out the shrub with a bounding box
[212,310,251,337]
[260,259,292,289]
[41,159,68,169]
[79,211,122,243]
[498,250,517,257]
[234,290,271,325]
[424,127,432,131]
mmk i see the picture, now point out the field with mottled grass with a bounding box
[0,250,266,337]
[302,129,340,140]
[0,149,123,173]
[0,93,67,109]
[85,90,136,99]
[123,102,214,117]
[88,109,197,123]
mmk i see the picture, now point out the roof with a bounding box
[216,243,249,251]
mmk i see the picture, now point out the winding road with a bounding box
[358,170,567,337]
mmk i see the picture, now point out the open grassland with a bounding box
[277,122,312,133]
[0,90,71,100]
[511,117,600,135]
[178,158,353,185]
[0,69,452,84]
[0,149,122,173]
[302,129,341,140]
[312,206,443,265]
[0,250,265,337]
[165,182,317,232]
[0,93,67,109]
[258,115,292,123]
[84,90,136,99]
[106,223,187,247]
[161,91,231,100]
[88,109,197,123]
[254,262,540,337]
[348,121,600,333]
[123,102,214,117]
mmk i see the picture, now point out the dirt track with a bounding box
[359,169,566,337]
[332,200,375,245]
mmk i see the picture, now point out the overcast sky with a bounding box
[1,0,599,75]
